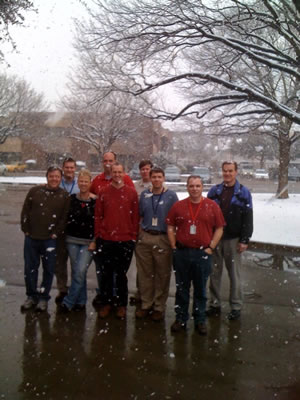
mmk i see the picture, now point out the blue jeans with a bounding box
[173,248,212,324]
[63,243,94,308]
[24,236,57,302]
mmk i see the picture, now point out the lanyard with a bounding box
[151,190,164,217]
[188,197,203,223]
[62,179,75,194]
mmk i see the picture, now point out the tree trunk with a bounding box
[277,131,290,199]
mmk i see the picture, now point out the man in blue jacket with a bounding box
[207,161,253,320]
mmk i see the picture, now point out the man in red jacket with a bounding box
[90,151,135,307]
[94,162,139,319]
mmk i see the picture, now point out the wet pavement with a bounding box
[1,185,300,399]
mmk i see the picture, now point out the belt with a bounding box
[176,241,207,250]
[144,229,166,236]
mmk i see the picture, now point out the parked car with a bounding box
[165,165,181,182]
[0,162,7,175]
[5,162,27,173]
[76,160,86,168]
[192,166,212,184]
[288,166,300,181]
[239,162,254,177]
[268,167,279,180]
[254,169,269,180]
[129,163,140,180]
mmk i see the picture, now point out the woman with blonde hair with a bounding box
[59,169,96,312]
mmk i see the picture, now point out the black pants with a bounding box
[95,238,135,307]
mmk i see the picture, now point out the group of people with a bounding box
[20,153,253,335]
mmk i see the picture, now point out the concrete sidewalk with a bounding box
[1,260,300,400]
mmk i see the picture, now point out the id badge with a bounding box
[152,217,158,227]
[190,224,196,235]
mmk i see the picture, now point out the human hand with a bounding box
[238,243,248,253]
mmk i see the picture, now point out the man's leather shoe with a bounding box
[98,305,111,319]
[170,320,186,333]
[195,322,207,335]
[135,308,149,319]
[116,306,126,319]
[151,310,164,322]
[227,309,241,320]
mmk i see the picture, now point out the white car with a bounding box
[254,169,269,180]
[165,165,181,182]
[0,162,7,175]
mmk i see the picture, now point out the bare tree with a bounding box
[61,89,154,162]
[75,0,300,197]
[0,0,35,62]
[61,37,157,161]
[0,73,46,144]
[229,134,278,168]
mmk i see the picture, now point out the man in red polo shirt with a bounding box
[90,151,135,195]
[94,162,139,319]
[166,175,225,335]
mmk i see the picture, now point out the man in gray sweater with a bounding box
[20,166,70,312]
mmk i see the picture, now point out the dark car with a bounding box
[192,166,212,184]
[129,163,140,180]
[288,167,300,181]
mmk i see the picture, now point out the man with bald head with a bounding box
[90,151,135,196]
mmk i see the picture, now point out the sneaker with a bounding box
[151,310,164,322]
[135,308,149,319]
[55,292,68,304]
[20,297,37,312]
[35,300,48,312]
[92,294,102,308]
[98,304,111,319]
[170,320,187,333]
[206,306,221,317]
[57,303,71,313]
[116,306,126,319]
[195,322,207,335]
[227,309,241,321]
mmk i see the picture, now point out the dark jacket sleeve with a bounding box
[239,189,253,244]
[20,188,34,234]
[53,193,71,237]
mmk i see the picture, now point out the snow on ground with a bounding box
[0,176,299,247]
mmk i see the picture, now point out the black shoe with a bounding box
[57,303,71,313]
[55,292,68,304]
[206,306,221,317]
[73,304,86,312]
[170,320,186,333]
[129,296,142,306]
[195,322,207,335]
[227,310,241,321]
[92,294,102,308]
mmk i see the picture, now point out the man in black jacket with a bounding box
[206,161,253,320]
[20,166,70,312]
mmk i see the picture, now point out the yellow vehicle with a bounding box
[6,162,27,173]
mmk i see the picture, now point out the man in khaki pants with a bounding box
[135,167,178,322]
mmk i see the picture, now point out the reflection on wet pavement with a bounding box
[1,284,300,400]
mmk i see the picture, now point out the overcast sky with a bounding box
[0,0,89,108]
[0,0,185,127]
